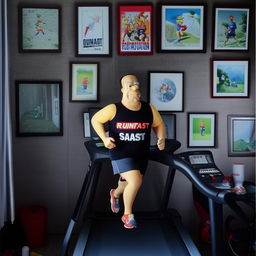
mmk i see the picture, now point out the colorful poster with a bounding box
[119,5,153,55]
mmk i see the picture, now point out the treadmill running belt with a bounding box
[83,219,191,256]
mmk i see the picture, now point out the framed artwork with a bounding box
[15,81,63,136]
[228,115,255,156]
[118,4,153,55]
[161,113,176,139]
[70,63,99,102]
[83,113,91,138]
[18,5,61,52]
[213,7,250,51]
[188,113,217,148]
[76,3,111,56]
[148,71,184,112]
[157,4,206,52]
[211,59,249,98]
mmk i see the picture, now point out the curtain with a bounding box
[0,0,15,228]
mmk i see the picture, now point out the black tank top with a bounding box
[109,101,153,160]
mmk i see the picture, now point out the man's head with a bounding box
[120,74,141,103]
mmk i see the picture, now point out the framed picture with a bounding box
[213,7,250,51]
[148,71,184,112]
[157,4,206,52]
[211,59,249,98]
[161,113,176,139]
[188,113,217,148]
[83,113,91,138]
[70,63,99,102]
[15,81,63,136]
[118,3,153,55]
[228,115,255,156]
[18,5,61,52]
[76,3,111,56]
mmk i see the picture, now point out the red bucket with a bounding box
[18,205,47,248]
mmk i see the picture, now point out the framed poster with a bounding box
[213,7,250,51]
[76,3,111,56]
[70,63,99,102]
[148,71,184,112]
[188,112,217,147]
[161,113,176,139]
[83,112,91,138]
[228,115,255,156]
[157,4,206,52]
[18,5,61,52]
[15,80,63,136]
[211,59,249,98]
[118,4,153,55]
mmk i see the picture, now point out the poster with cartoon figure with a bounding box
[20,7,60,51]
[188,113,216,147]
[118,4,153,55]
[77,5,110,56]
[214,8,249,51]
[160,5,205,51]
[149,72,184,112]
[71,63,98,102]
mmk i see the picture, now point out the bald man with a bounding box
[91,74,166,229]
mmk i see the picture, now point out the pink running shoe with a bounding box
[110,189,119,213]
[121,214,137,229]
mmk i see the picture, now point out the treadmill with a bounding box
[60,139,235,256]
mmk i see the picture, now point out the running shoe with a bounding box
[121,214,137,229]
[110,189,119,213]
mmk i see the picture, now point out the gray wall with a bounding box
[9,0,255,236]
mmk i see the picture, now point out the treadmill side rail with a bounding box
[170,209,201,256]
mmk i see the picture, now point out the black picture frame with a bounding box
[76,3,112,57]
[15,80,63,136]
[187,112,217,148]
[70,62,99,102]
[18,5,61,53]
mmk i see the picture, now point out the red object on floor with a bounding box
[18,205,47,248]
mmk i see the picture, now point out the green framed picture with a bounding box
[188,112,217,147]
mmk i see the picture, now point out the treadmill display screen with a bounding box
[189,155,212,165]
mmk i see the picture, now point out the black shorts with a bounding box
[111,157,148,175]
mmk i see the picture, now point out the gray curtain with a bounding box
[0,0,15,228]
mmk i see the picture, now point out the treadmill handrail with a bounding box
[84,139,233,204]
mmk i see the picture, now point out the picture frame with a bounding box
[151,113,176,145]
[188,112,217,148]
[213,6,250,51]
[76,3,112,56]
[211,59,249,98]
[18,5,61,52]
[157,4,206,52]
[15,80,63,136]
[148,71,184,112]
[227,115,255,157]
[70,62,99,102]
[83,112,91,138]
[117,3,153,55]
[161,113,176,139]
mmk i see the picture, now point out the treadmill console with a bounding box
[178,151,231,189]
